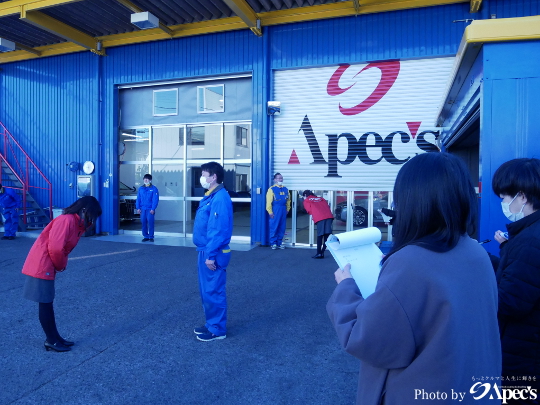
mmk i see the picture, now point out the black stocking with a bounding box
[316,235,323,254]
[39,302,61,344]
[321,234,330,254]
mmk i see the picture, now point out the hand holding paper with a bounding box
[334,263,353,284]
[326,227,383,297]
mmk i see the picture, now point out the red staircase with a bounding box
[0,121,52,231]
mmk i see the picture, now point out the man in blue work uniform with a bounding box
[136,174,159,242]
[193,162,233,342]
[0,183,21,240]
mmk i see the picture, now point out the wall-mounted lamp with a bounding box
[267,101,281,116]
[131,11,160,29]
[0,38,16,52]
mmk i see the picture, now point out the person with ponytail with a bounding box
[22,196,102,352]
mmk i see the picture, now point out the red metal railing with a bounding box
[0,121,52,224]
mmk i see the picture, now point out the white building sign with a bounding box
[273,57,455,190]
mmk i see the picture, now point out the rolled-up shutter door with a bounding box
[272,57,454,190]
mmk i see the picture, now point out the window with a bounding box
[153,89,178,116]
[236,126,248,147]
[188,126,205,145]
[197,85,224,113]
[119,128,150,162]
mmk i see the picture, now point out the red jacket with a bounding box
[22,214,86,280]
[303,196,334,223]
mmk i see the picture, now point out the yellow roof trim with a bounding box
[465,15,540,43]
[0,42,84,64]
[261,0,468,25]
[0,0,485,64]
[0,0,82,17]
[223,0,262,36]
[20,9,102,53]
[470,0,482,13]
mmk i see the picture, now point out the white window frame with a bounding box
[153,89,178,116]
[197,84,225,114]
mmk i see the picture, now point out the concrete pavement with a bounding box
[0,235,358,405]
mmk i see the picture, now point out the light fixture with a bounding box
[131,11,159,29]
[0,38,16,52]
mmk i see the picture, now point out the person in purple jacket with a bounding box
[327,153,502,405]
[136,174,159,242]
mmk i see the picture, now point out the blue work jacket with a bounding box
[0,187,20,209]
[135,184,159,211]
[193,184,233,261]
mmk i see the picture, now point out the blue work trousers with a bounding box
[2,208,18,237]
[140,209,155,238]
[197,250,230,336]
[270,205,287,246]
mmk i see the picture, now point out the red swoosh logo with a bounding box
[327,61,400,116]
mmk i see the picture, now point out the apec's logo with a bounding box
[288,115,439,178]
[286,61,439,178]
[327,61,400,116]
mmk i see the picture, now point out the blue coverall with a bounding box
[0,187,20,237]
[193,184,233,336]
[267,185,290,247]
[135,184,159,239]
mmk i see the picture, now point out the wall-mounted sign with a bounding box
[273,57,454,190]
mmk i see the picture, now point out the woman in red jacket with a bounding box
[302,190,334,259]
[22,196,102,352]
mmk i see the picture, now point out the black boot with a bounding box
[312,252,324,259]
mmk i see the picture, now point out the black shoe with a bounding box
[59,338,74,346]
[149,238,154,242]
[194,326,209,335]
[142,238,150,242]
[44,340,71,352]
[1,236,9,240]
[312,253,324,259]
[196,332,226,342]
[8,236,15,240]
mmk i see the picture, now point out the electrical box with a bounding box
[77,175,94,198]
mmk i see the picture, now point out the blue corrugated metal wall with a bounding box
[0,53,99,212]
[270,3,471,70]
[480,40,540,255]
[0,1,538,239]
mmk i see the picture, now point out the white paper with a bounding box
[326,227,383,298]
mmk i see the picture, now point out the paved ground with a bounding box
[0,235,358,405]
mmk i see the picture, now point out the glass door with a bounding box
[151,126,185,234]
[119,121,252,242]
[118,128,150,233]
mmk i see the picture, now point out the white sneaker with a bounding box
[278,245,285,249]
[271,244,277,250]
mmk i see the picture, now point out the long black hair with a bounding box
[383,152,477,264]
[63,196,103,229]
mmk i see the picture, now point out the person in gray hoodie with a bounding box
[327,153,501,405]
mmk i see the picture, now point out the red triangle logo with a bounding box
[406,122,422,139]
[288,150,300,164]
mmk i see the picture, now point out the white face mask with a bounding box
[200,176,211,190]
[143,179,150,185]
[276,181,283,186]
[501,193,526,222]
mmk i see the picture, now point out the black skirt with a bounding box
[316,218,334,237]
[23,275,55,303]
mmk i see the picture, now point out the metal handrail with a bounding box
[0,121,53,223]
